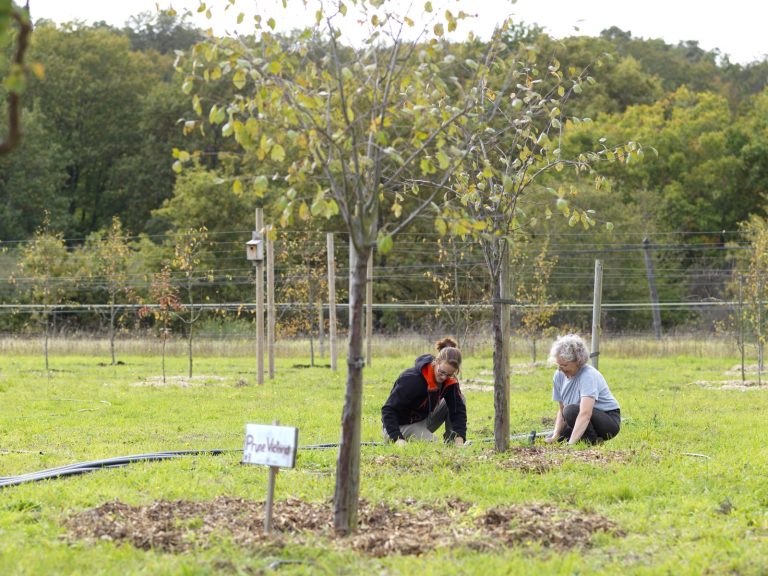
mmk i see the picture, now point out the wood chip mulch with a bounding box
[63,496,622,556]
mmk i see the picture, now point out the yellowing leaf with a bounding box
[298,201,310,220]
[270,143,286,162]
[433,22,444,36]
[267,17,276,29]
[232,69,247,89]
[424,1,433,12]
[232,179,243,195]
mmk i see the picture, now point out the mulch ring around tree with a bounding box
[63,497,622,556]
[489,446,639,474]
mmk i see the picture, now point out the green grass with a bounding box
[1,346,767,575]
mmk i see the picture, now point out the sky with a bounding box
[27,0,768,65]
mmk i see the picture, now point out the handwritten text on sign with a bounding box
[242,424,298,468]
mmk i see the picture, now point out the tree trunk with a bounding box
[333,243,369,535]
[109,298,116,366]
[44,308,50,372]
[493,271,509,452]
[188,315,194,379]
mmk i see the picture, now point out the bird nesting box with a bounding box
[246,232,264,262]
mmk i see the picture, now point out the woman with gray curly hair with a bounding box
[544,334,621,445]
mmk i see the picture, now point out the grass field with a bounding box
[0,339,767,574]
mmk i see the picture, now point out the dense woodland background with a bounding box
[3,11,768,340]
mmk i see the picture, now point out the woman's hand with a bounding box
[454,437,465,446]
[395,438,407,447]
[544,435,557,444]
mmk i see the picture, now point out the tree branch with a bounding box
[0,5,32,155]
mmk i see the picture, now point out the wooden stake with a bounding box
[267,225,275,379]
[264,418,279,533]
[327,233,337,371]
[591,259,603,369]
[255,209,264,385]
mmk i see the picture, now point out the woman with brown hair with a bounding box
[381,337,467,446]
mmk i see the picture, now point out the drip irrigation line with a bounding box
[0,430,555,489]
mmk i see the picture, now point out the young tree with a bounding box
[424,236,488,345]
[437,24,647,451]
[16,215,70,370]
[176,1,482,534]
[77,216,133,365]
[171,226,210,378]
[733,216,768,383]
[141,265,182,384]
[510,234,559,363]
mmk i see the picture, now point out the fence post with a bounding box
[267,225,275,379]
[642,237,662,340]
[327,233,338,371]
[366,251,373,367]
[591,259,603,369]
[255,208,264,385]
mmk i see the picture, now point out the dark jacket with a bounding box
[381,354,467,441]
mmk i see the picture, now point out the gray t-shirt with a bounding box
[552,364,620,412]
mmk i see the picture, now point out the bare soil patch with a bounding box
[130,375,227,388]
[695,379,768,391]
[64,496,621,556]
[491,446,637,474]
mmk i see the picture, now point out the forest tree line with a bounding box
[2,9,768,337]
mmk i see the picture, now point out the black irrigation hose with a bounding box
[0,450,235,489]
[0,431,556,489]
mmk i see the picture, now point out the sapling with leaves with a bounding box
[141,264,183,385]
[174,0,487,534]
[509,233,559,363]
[729,216,768,383]
[171,226,211,378]
[434,21,649,450]
[423,236,488,345]
[15,213,70,371]
[77,216,133,366]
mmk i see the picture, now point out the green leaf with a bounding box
[253,175,269,196]
[377,233,394,255]
[267,17,276,30]
[424,1,433,12]
[436,150,450,169]
[433,22,444,36]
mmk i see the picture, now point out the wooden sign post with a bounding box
[242,420,298,534]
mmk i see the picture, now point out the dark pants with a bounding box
[385,398,457,443]
[559,404,621,444]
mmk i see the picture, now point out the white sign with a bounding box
[242,424,298,468]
